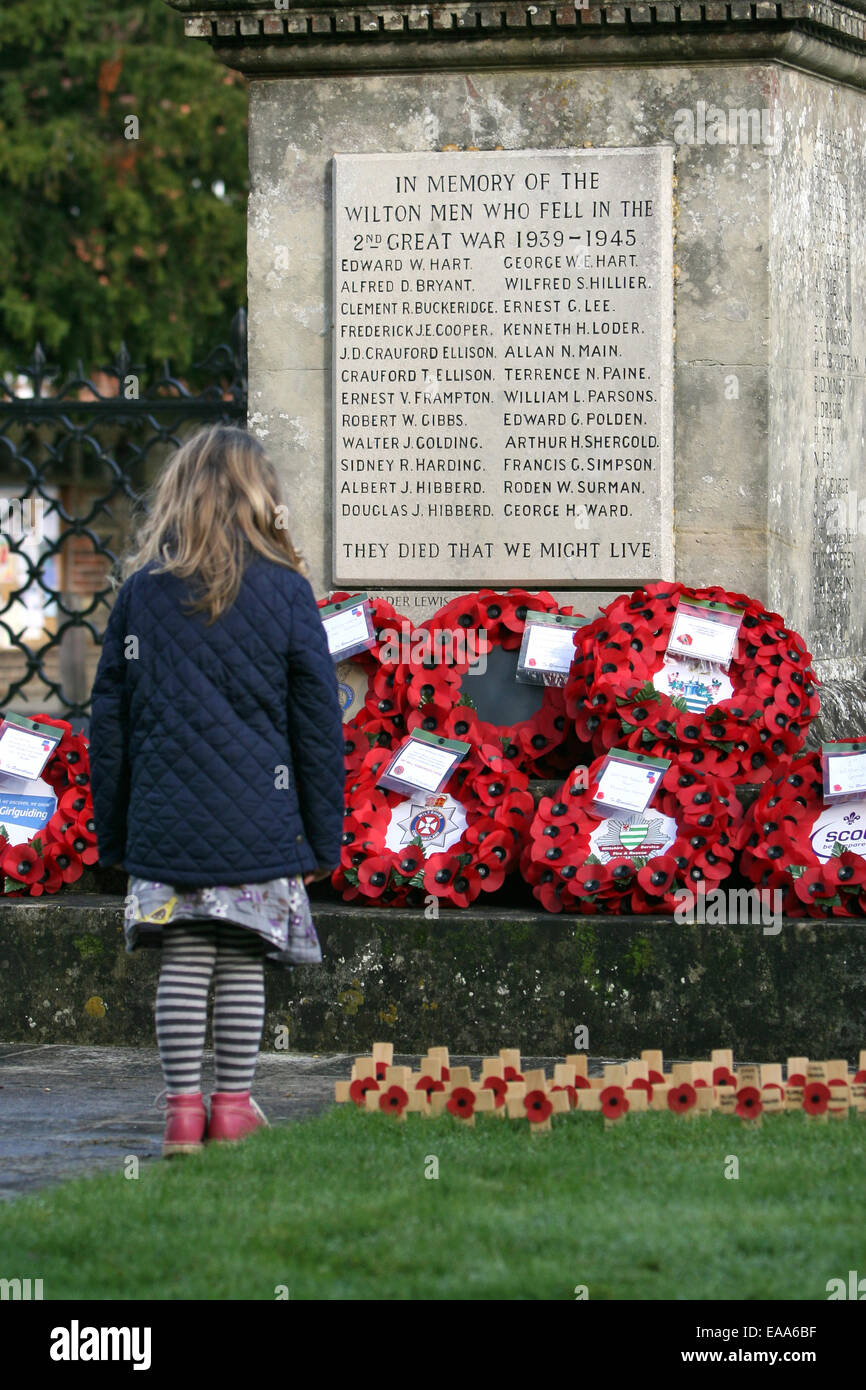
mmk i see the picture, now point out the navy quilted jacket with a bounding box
[89,555,345,886]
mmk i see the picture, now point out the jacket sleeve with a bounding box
[286,573,345,870]
[89,580,132,867]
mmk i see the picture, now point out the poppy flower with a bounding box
[379,1085,409,1114]
[446,1086,476,1119]
[792,870,833,906]
[668,1083,697,1113]
[551,1084,577,1108]
[524,1089,553,1123]
[357,854,395,897]
[571,863,607,898]
[647,1069,665,1085]
[503,1066,524,1083]
[42,841,83,885]
[416,1074,445,1099]
[58,786,90,819]
[349,1075,380,1106]
[482,1075,507,1107]
[423,851,459,896]
[628,1076,653,1103]
[1,842,44,885]
[803,1082,830,1115]
[600,1085,629,1120]
[637,855,678,897]
[532,874,568,912]
[852,1070,866,1085]
[497,588,552,638]
[713,1066,737,1088]
[786,1073,806,1087]
[393,845,424,880]
[28,856,64,896]
[69,810,99,864]
[446,863,483,909]
[735,1086,763,1119]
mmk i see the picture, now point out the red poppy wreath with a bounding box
[565,582,819,784]
[521,751,743,914]
[737,742,866,918]
[367,588,588,778]
[335,753,535,908]
[317,591,412,733]
[0,715,96,897]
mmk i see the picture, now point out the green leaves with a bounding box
[0,0,248,373]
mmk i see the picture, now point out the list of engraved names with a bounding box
[332,148,673,587]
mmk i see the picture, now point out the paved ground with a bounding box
[0,1044,613,1200]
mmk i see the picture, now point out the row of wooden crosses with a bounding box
[335,1044,866,1129]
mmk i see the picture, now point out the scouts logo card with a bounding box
[809,799,866,863]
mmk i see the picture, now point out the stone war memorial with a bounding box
[5,0,866,1065]
[5,0,866,1317]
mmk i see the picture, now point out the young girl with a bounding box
[89,424,344,1156]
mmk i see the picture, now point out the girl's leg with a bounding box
[155,921,218,1094]
[212,924,266,1093]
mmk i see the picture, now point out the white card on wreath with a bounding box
[822,742,866,803]
[591,750,669,816]
[377,730,470,796]
[666,599,743,669]
[321,596,375,661]
[0,715,61,783]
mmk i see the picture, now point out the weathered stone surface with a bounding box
[167,0,866,82]
[769,69,866,683]
[3,896,865,1056]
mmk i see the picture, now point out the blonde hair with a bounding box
[123,424,304,622]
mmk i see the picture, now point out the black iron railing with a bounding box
[0,309,247,728]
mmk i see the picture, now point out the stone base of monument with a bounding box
[807,676,866,749]
[3,895,863,1058]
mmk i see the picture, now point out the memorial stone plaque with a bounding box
[333,147,673,591]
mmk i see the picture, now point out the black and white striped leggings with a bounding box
[156,920,266,1094]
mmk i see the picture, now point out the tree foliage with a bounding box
[0,1,248,376]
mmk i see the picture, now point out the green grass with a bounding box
[5,1107,866,1300]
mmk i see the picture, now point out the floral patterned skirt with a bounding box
[125,875,322,970]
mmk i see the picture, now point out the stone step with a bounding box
[1,895,862,1058]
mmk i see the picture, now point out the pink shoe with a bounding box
[207,1092,269,1144]
[162,1093,207,1157]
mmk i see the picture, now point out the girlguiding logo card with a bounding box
[0,770,57,838]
